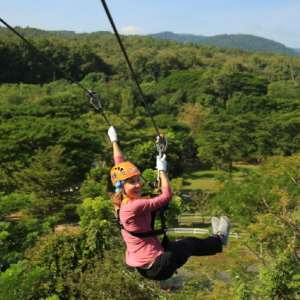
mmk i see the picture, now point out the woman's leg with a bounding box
[136,248,177,281]
[169,235,222,270]
[136,235,222,281]
[136,217,230,281]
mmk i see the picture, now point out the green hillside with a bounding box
[149,31,298,56]
[1,25,297,56]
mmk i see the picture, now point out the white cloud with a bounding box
[248,22,263,32]
[272,27,295,38]
[118,26,147,35]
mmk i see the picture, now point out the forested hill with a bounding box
[1,25,298,56]
[0,25,112,38]
[2,24,300,85]
[148,31,298,56]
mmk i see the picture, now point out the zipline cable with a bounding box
[99,0,161,137]
[0,16,149,135]
[0,17,114,127]
[0,17,89,94]
[0,17,114,125]
[114,112,143,135]
[0,16,156,189]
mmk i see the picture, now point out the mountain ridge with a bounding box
[0,25,298,56]
[147,31,298,56]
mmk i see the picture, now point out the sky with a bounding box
[1,0,300,48]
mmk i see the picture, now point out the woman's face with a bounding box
[123,174,143,199]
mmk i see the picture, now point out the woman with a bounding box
[108,126,231,281]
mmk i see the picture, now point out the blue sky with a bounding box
[1,0,299,48]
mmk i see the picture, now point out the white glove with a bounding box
[156,154,167,172]
[108,126,118,143]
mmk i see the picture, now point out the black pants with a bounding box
[136,235,222,281]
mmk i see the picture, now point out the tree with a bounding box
[0,217,52,267]
[201,69,269,109]
[0,115,99,184]
[77,195,114,255]
[14,147,78,227]
[178,103,210,135]
[204,154,300,299]
[268,80,300,99]
[0,260,51,300]
[0,212,162,300]
[197,114,258,172]
[80,165,113,200]
[0,193,31,220]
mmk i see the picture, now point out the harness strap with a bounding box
[116,208,167,238]
[116,194,169,238]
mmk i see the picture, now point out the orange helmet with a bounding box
[110,162,141,186]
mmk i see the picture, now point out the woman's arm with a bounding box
[159,170,170,188]
[108,126,124,164]
[112,141,123,158]
[156,154,169,187]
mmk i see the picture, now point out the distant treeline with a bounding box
[1,26,300,85]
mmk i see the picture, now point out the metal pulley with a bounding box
[87,90,103,114]
[156,134,168,158]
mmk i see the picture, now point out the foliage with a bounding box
[75,248,163,300]
[77,196,114,254]
[0,233,162,300]
[0,217,52,266]
[203,154,300,299]
[80,165,113,200]
[181,190,211,215]
[164,196,181,228]
[13,147,79,228]
[0,192,31,219]
[2,25,300,299]
[0,260,51,300]
[169,177,183,197]
[141,168,158,195]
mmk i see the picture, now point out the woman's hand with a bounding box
[156,154,167,172]
[108,126,118,143]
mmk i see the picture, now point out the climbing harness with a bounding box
[115,195,169,239]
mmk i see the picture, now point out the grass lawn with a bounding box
[182,161,259,194]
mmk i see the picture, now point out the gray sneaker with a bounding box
[211,217,219,235]
[217,216,231,245]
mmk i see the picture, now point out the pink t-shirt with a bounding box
[114,156,172,267]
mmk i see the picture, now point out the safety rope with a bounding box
[0,16,157,137]
[0,18,90,95]
[0,17,116,125]
[99,0,161,137]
